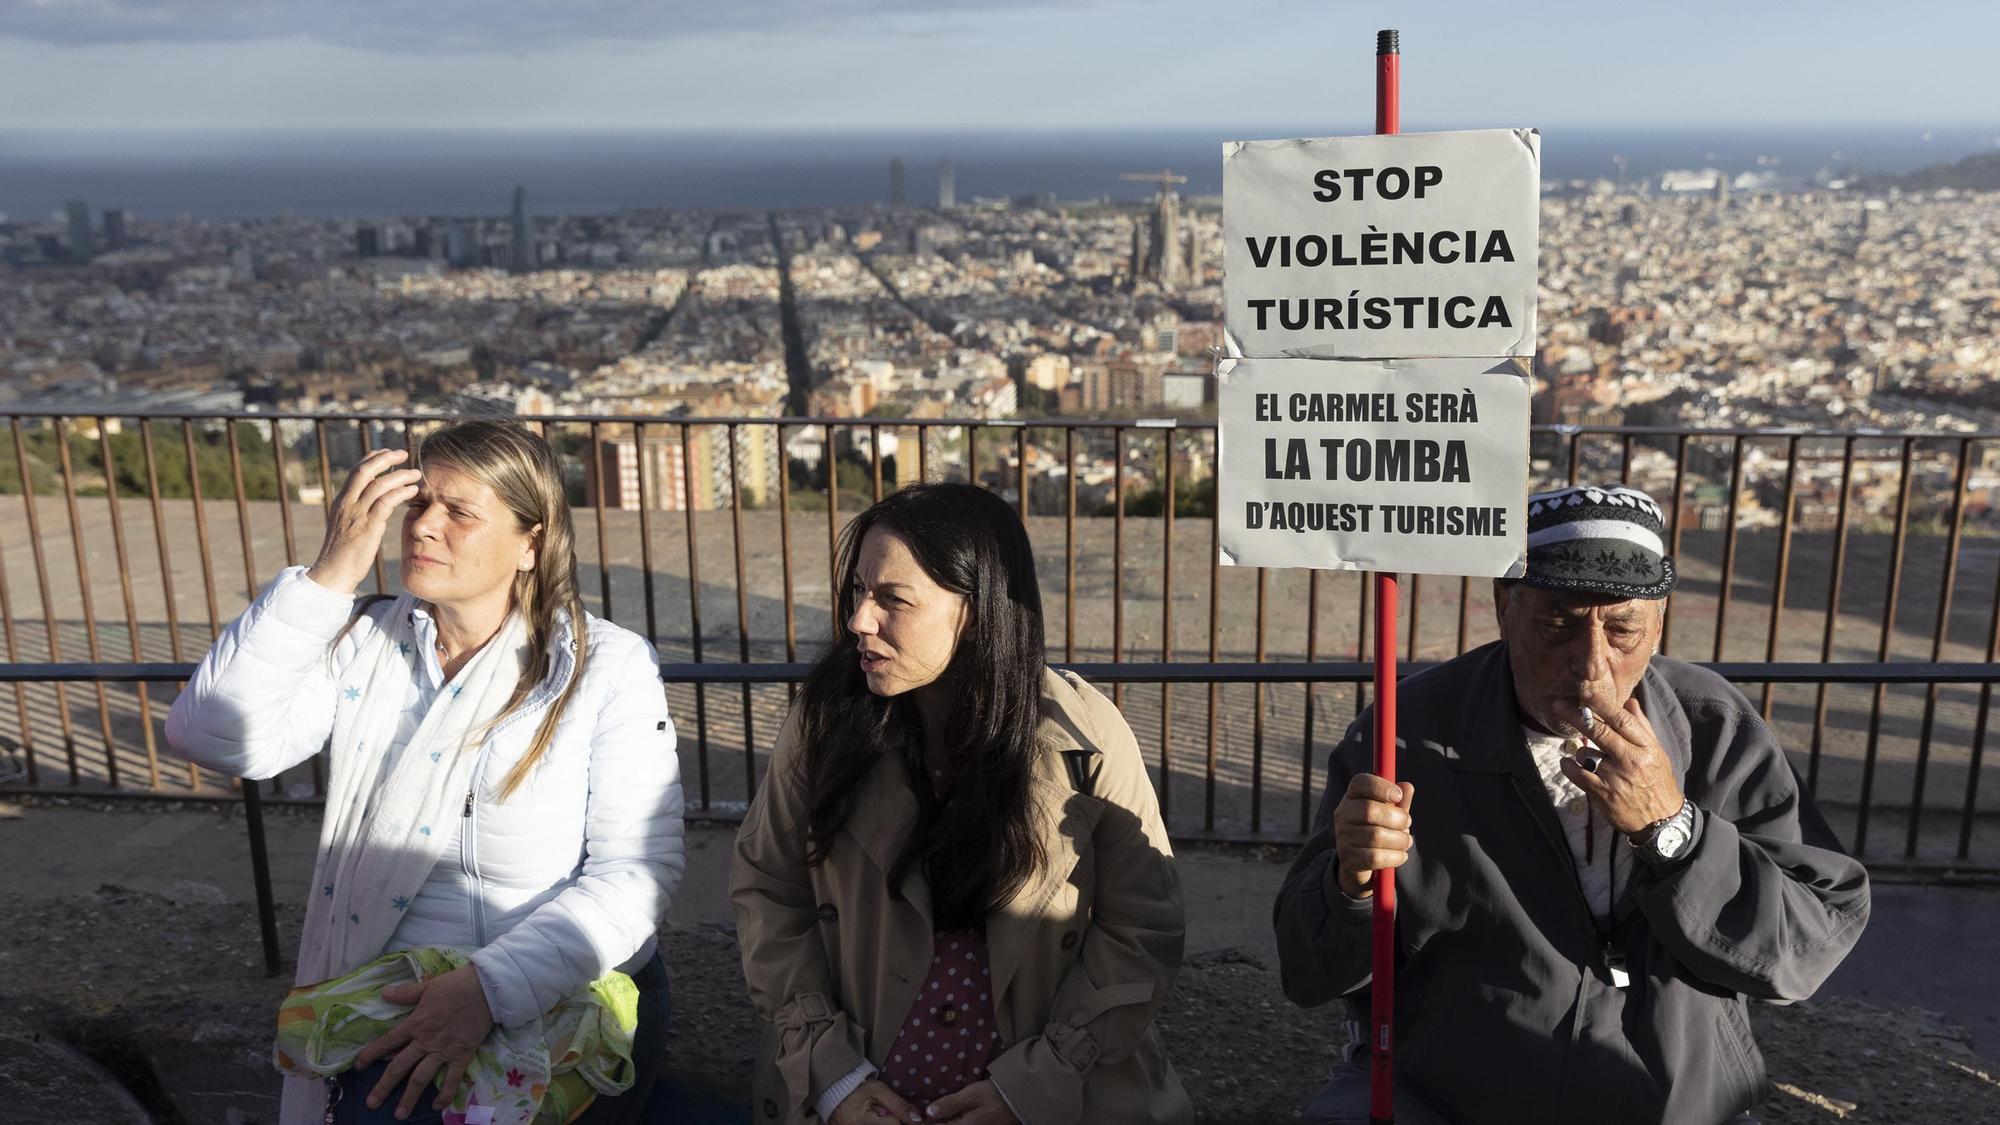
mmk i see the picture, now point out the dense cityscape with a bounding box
[3,161,1997,528]
[12,0,2000,1116]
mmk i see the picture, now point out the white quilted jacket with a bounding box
[166,565,685,1030]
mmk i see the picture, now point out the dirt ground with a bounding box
[2,801,1997,1123]
[3,890,1998,1124]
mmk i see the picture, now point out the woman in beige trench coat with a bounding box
[732,483,1191,1125]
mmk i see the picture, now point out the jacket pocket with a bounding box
[1396,979,1558,1121]
[1717,996,1766,1107]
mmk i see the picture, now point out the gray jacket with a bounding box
[1274,643,1870,1125]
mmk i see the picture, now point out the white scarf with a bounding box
[281,596,532,1125]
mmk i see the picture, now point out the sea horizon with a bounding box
[3,123,1996,222]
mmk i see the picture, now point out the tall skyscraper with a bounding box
[937,160,956,210]
[64,200,94,262]
[890,158,906,206]
[1147,188,1184,288]
[356,225,380,258]
[510,185,533,273]
[102,209,128,251]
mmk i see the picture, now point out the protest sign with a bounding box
[1223,128,1540,359]
[1217,356,1530,577]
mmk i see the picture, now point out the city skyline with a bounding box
[5,1,2000,132]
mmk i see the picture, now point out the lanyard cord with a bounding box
[1585,802,1618,930]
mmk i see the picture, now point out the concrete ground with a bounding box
[3,800,1996,1064]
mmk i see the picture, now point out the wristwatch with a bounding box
[1630,798,1697,865]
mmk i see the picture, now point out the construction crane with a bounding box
[1119,170,1188,194]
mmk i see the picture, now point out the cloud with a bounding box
[0,0,1083,51]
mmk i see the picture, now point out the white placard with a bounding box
[1223,128,1540,359]
[1217,357,1530,576]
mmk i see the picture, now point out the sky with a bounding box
[2,0,1998,133]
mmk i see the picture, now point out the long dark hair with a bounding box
[796,482,1047,929]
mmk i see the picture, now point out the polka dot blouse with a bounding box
[876,762,1008,1109]
[877,928,1004,1110]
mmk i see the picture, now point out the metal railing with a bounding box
[3,409,1999,873]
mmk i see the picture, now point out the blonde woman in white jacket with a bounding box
[167,420,685,1125]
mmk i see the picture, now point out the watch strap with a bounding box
[1631,798,1695,863]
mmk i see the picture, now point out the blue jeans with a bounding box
[1302,1062,1455,1125]
[333,952,671,1125]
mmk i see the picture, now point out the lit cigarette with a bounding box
[1575,707,1603,771]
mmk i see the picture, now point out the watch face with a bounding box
[1654,823,1691,860]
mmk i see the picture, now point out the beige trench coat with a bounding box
[731,668,1191,1125]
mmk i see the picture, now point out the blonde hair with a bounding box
[417,420,589,801]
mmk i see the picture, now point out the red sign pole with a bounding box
[1370,30,1401,1125]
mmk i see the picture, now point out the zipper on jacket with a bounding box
[455,664,555,951]
[462,755,487,946]
[461,786,486,946]
[456,628,582,949]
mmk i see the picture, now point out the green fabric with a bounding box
[275,947,638,1125]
